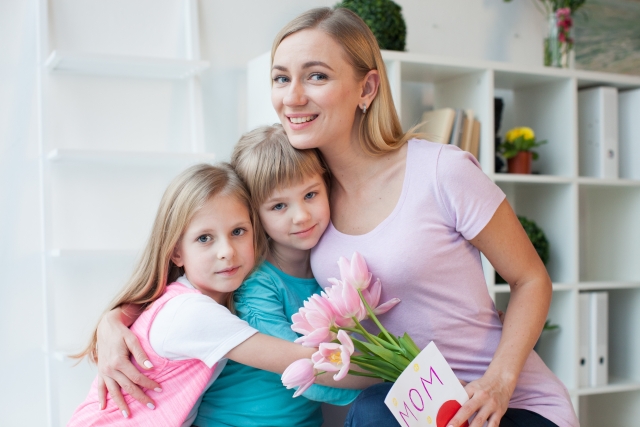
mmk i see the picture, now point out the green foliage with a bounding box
[498,135,547,160]
[496,215,549,284]
[335,0,406,51]
[543,319,560,331]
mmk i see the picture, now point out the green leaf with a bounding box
[360,341,411,371]
[398,333,421,359]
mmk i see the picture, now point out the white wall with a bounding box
[0,1,546,425]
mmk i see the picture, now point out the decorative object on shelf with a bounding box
[534,319,560,352]
[574,0,640,76]
[497,215,549,285]
[335,0,406,51]
[494,98,506,173]
[498,127,547,174]
[504,0,586,68]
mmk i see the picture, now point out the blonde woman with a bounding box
[95,7,578,427]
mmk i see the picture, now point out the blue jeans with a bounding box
[344,383,559,427]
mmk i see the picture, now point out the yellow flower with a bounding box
[506,127,535,142]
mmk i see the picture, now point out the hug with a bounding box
[68,7,577,427]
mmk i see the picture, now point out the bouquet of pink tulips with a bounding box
[282,252,421,396]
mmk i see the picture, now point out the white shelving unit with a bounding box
[248,50,640,426]
[36,1,213,425]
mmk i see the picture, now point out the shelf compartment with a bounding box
[49,148,215,166]
[49,161,201,251]
[495,290,575,387]
[45,51,209,79]
[579,186,640,282]
[578,377,640,396]
[494,73,575,177]
[49,249,138,258]
[45,73,195,152]
[497,181,577,284]
[493,174,573,184]
[578,391,640,427]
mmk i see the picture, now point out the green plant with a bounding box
[496,216,549,284]
[498,127,547,160]
[335,0,406,51]
[543,319,560,331]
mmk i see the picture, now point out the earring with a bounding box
[361,104,367,115]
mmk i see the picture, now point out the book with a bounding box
[578,87,619,179]
[459,110,475,152]
[448,109,465,147]
[589,292,608,387]
[468,119,480,160]
[578,293,590,388]
[384,342,469,427]
[418,108,456,144]
[618,88,640,180]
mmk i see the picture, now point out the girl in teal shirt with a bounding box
[193,124,360,426]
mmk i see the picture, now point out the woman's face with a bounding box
[271,29,364,151]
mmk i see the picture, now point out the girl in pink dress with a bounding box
[68,163,371,427]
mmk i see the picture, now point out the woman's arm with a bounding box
[448,199,552,427]
[225,333,379,390]
[95,304,161,416]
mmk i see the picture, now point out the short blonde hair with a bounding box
[75,163,266,363]
[231,124,329,209]
[271,7,420,155]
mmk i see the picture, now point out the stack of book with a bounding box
[417,108,480,159]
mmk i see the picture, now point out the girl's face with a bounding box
[271,29,365,152]
[171,193,255,304]
[259,173,330,252]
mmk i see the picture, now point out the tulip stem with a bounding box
[358,289,397,345]
[351,317,379,345]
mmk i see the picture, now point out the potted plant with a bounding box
[498,127,547,174]
[335,0,406,51]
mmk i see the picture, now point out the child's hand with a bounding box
[96,307,161,417]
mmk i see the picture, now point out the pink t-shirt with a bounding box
[311,140,578,427]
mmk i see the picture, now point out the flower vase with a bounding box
[507,151,533,174]
[544,9,573,68]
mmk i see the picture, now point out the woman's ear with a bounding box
[171,244,184,267]
[360,69,380,105]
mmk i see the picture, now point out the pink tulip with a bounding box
[361,278,402,315]
[312,330,355,381]
[291,293,339,347]
[282,358,316,397]
[325,278,366,322]
[338,252,373,290]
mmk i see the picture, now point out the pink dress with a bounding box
[311,140,578,427]
[68,284,217,427]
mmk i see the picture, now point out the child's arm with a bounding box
[96,304,160,414]
[225,333,379,390]
[234,272,364,403]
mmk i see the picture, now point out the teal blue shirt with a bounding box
[194,261,360,427]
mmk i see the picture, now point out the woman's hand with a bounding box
[448,370,515,427]
[96,306,161,417]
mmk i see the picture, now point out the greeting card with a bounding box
[384,342,469,427]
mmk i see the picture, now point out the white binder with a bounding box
[619,88,640,180]
[589,292,608,387]
[578,293,590,387]
[578,87,619,179]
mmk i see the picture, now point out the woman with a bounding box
[96,7,577,427]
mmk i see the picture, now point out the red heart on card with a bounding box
[436,400,469,427]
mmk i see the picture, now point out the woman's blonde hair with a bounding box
[231,124,329,209]
[76,163,266,363]
[271,7,420,155]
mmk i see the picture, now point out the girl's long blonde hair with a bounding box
[75,163,266,363]
[271,7,420,155]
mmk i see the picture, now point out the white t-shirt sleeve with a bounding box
[149,293,258,368]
